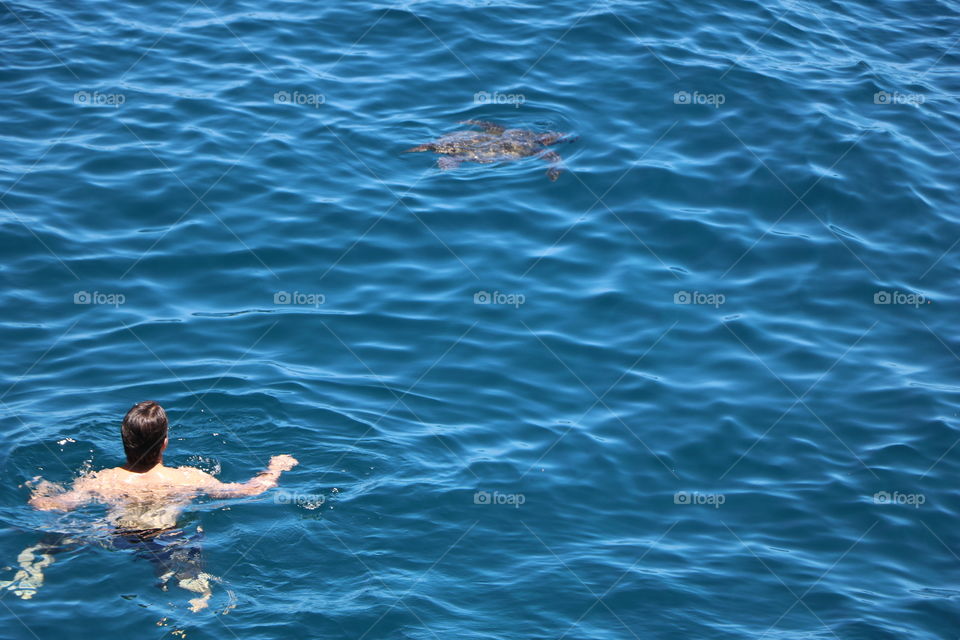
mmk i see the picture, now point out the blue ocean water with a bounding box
[1,0,959,637]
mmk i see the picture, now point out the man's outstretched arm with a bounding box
[192,454,298,498]
[28,477,95,512]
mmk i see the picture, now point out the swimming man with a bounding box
[10,400,298,611]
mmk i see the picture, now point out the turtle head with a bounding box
[405,143,435,153]
[538,132,575,146]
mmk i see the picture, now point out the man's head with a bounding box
[121,401,168,472]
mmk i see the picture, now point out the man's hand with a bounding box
[268,454,298,472]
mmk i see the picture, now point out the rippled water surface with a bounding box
[2,0,960,637]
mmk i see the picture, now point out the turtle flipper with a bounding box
[438,156,462,171]
[459,120,505,135]
[542,150,563,181]
[405,143,435,153]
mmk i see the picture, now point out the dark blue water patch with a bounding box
[2,0,960,637]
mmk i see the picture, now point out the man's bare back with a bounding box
[29,454,299,530]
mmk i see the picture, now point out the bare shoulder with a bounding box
[173,465,219,488]
[75,467,132,498]
[76,468,115,491]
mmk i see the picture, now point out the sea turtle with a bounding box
[405,120,573,181]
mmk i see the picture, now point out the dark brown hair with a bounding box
[121,401,168,472]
